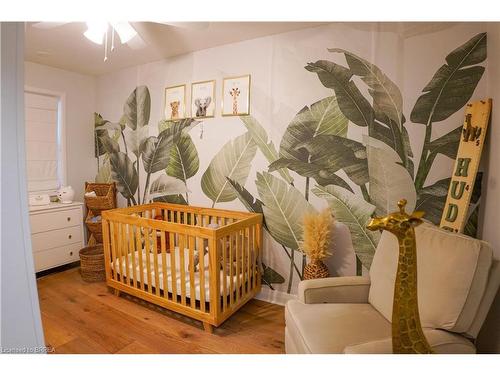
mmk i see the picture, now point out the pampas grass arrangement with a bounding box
[301,208,334,280]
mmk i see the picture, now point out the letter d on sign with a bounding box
[445,203,459,223]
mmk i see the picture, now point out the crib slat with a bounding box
[197,236,206,312]
[251,225,256,290]
[108,221,115,280]
[135,226,145,291]
[152,229,161,296]
[246,227,251,295]
[179,234,187,305]
[102,219,112,281]
[169,232,177,300]
[222,236,227,312]
[256,222,262,290]
[160,231,168,298]
[144,228,153,293]
[122,224,131,286]
[241,229,247,297]
[110,222,119,282]
[129,224,138,288]
[208,236,220,319]
[229,232,234,306]
[235,230,241,304]
[115,223,124,283]
[188,235,196,308]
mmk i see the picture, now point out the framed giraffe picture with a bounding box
[222,74,251,116]
[164,84,187,120]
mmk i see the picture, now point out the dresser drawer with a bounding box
[31,225,82,252]
[33,242,81,272]
[30,208,82,234]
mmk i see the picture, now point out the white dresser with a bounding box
[29,202,85,272]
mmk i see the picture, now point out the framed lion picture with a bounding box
[222,74,251,116]
[164,84,187,120]
[191,80,216,119]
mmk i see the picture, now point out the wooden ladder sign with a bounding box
[440,99,492,233]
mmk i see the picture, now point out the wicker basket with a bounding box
[85,209,103,243]
[84,182,116,215]
[79,245,106,282]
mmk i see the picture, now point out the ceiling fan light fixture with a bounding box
[84,21,108,45]
[111,22,137,44]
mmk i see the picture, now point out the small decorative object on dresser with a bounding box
[29,202,85,272]
[57,185,75,203]
[301,208,333,280]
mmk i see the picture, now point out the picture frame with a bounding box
[164,84,187,121]
[222,74,251,116]
[191,80,216,119]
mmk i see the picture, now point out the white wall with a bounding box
[24,62,97,202]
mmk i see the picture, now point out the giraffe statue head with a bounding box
[367,199,425,238]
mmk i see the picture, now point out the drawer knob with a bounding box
[67,217,71,222]
[70,251,73,256]
[68,234,72,239]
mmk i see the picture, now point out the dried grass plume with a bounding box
[301,208,334,260]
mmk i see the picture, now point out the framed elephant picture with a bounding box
[164,84,187,120]
[191,80,216,119]
[222,74,251,116]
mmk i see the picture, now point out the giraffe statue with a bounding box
[229,87,240,114]
[367,199,433,354]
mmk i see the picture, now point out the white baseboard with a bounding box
[255,288,297,306]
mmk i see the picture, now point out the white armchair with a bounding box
[285,222,500,354]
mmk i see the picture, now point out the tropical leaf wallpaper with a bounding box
[94,30,487,295]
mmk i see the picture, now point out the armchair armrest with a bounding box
[298,276,371,304]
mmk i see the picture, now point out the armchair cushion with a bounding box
[369,222,493,336]
[285,300,391,354]
[343,329,475,354]
[298,276,371,304]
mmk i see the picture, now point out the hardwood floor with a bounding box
[36,267,286,354]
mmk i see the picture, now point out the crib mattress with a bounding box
[110,247,246,300]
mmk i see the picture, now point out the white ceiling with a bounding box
[25,22,324,76]
[25,22,465,76]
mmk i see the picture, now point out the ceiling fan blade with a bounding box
[126,33,148,50]
[31,22,70,29]
[157,22,210,31]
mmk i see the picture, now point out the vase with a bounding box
[303,259,330,280]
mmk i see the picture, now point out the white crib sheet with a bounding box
[110,247,247,300]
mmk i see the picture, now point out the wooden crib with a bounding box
[101,202,263,332]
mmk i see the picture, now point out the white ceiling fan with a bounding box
[31,21,209,61]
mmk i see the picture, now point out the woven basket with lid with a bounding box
[84,182,116,215]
